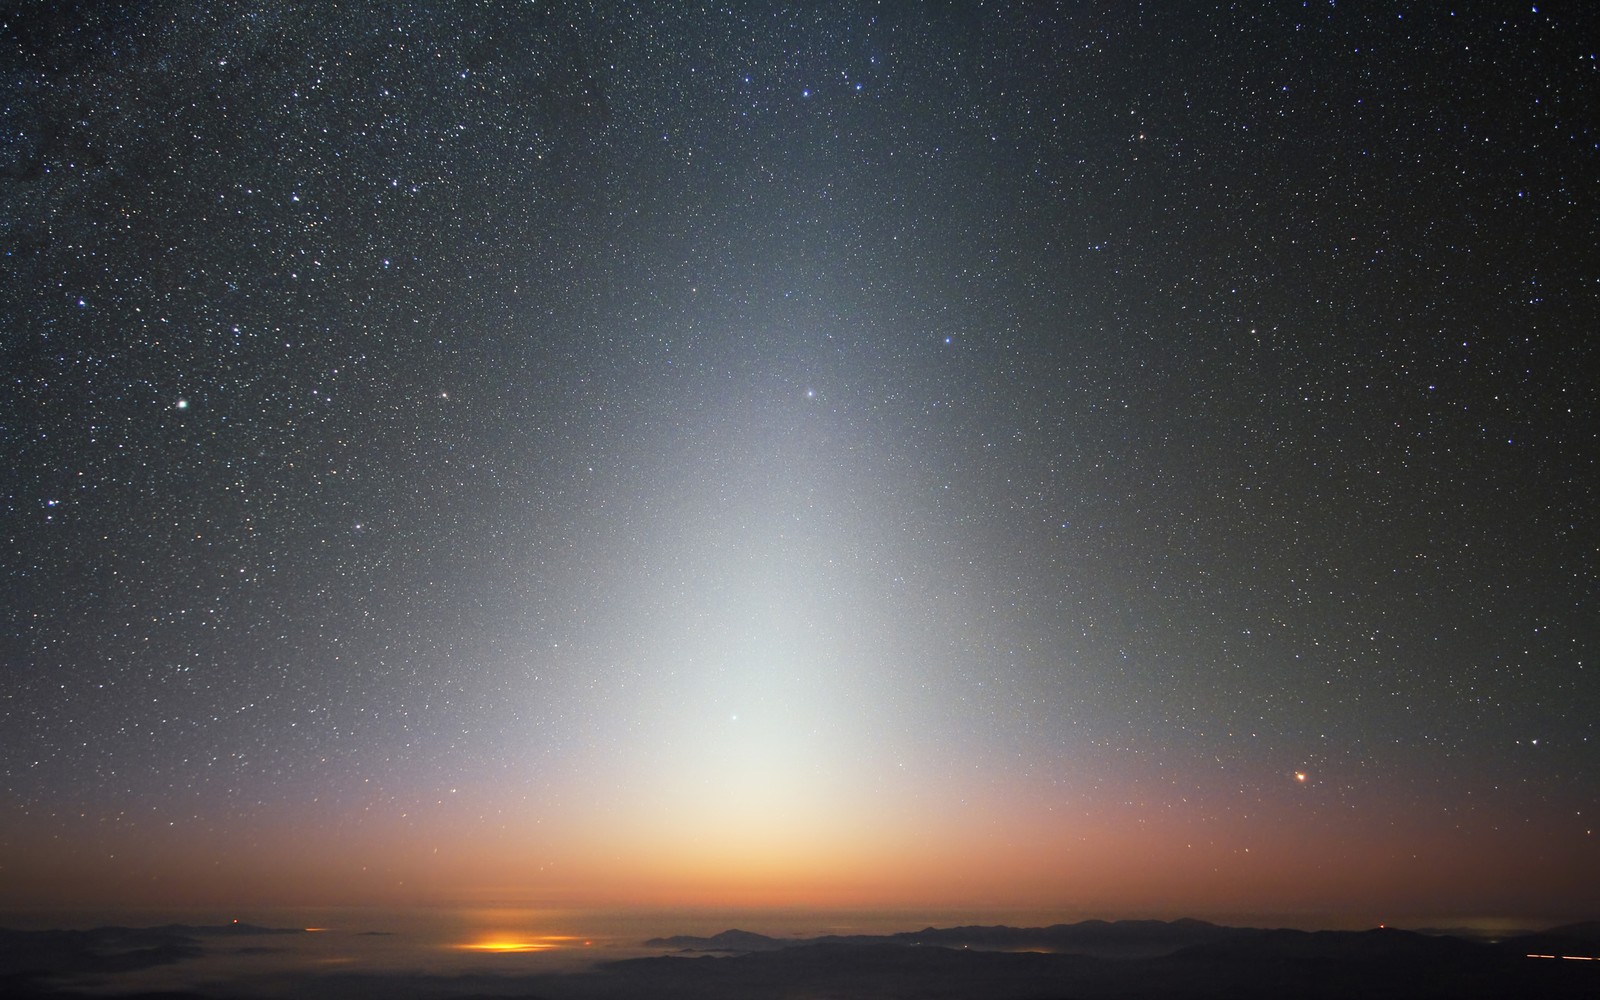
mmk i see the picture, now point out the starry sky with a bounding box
[3,2,1597,924]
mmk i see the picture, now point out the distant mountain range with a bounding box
[632,920,1599,999]
[647,917,1242,958]
[647,917,1600,957]
[0,923,303,981]
[5,918,1595,999]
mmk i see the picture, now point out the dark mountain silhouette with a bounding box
[594,929,1596,1000]
[820,917,1242,956]
[1155,926,1587,1000]
[1534,921,1600,940]
[644,927,786,951]
[651,917,1246,957]
[0,923,303,996]
[1503,921,1600,959]
[1172,926,1481,962]
[7,918,1597,999]
[620,921,1599,999]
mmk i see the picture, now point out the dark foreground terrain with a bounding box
[3,919,1596,999]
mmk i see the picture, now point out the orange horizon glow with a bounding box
[456,934,583,953]
[2,764,1592,927]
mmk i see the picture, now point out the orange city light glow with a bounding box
[456,935,580,954]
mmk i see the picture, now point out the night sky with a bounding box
[4,2,1597,924]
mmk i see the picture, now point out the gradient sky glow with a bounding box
[3,2,1597,927]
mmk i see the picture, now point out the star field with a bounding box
[3,2,1598,919]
